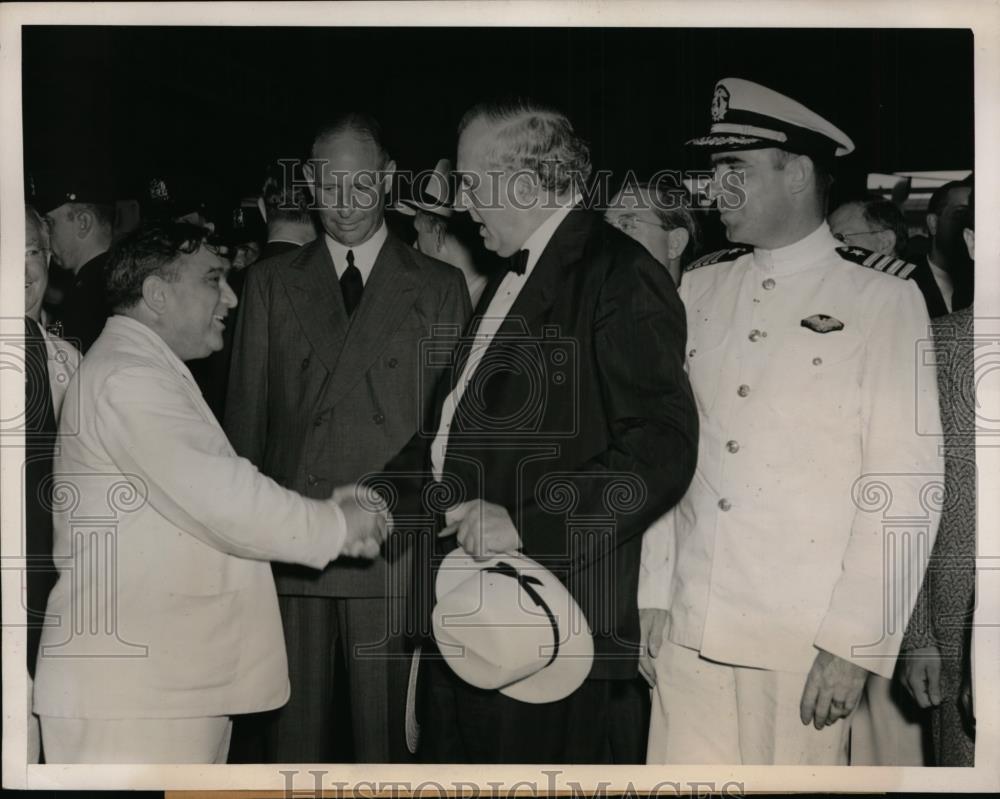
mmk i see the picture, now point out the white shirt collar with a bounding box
[324,221,388,284]
[752,221,839,276]
[104,314,194,379]
[520,196,581,276]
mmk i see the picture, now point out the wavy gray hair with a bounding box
[459,98,592,197]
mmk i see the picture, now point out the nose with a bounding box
[221,277,238,309]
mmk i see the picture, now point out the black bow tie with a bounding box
[507,249,529,276]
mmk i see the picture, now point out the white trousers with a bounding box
[648,640,851,765]
[849,674,926,765]
[40,716,233,764]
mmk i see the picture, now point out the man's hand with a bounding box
[333,483,389,560]
[639,608,669,688]
[900,645,943,709]
[799,649,868,730]
[438,499,521,561]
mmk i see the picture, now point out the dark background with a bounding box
[23,26,974,216]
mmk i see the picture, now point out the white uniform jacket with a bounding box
[33,315,347,719]
[640,224,943,678]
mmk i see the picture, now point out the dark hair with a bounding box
[261,159,312,225]
[105,221,215,311]
[310,111,390,165]
[858,198,909,256]
[927,179,968,218]
[458,97,592,196]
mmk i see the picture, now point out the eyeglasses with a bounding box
[605,213,671,234]
[832,230,881,243]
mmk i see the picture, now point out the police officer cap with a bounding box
[140,172,217,222]
[687,78,855,159]
[28,168,117,216]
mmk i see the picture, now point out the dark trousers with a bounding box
[419,647,649,764]
[231,595,415,763]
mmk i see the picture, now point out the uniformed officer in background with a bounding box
[32,170,116,353]
[638,78,943,765]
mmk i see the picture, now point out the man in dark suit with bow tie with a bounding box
[377,99,698,763]
[224,112,470,763]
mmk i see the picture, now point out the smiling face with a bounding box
[307,130,393,248]
[709,148,796,249]
[156,245,237,361]
[455,116,542,258]
[25,214,49,320]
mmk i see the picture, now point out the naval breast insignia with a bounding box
[684,245,752,272]
[801,314,845,334]
[835,246,917,279]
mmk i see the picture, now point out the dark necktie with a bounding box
[340,249,363,316]
[507,249,529,276]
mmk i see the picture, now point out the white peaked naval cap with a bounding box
[687,77,855,158]
[432,549,594,704]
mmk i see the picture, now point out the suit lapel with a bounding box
[320,233,423,411]
[498,208,594,337]
[278,240,349,373]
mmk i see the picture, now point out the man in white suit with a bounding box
[32,221,387,764]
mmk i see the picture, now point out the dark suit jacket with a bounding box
[224,232,471,598]
[910,255,950,319]
[381,208,699,680]
[56,250,111,353]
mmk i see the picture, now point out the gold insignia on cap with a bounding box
[711,84,730,122]
[148,178,170,202]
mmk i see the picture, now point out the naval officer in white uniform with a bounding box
[639,78,943,765]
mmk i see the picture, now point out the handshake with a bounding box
[332,483,392,559]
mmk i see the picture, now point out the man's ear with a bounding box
[963,227,975,261]
[76,208,96,238]
[875,229,897,257]
[141,274,170,315]
[785,154,812,196]
[666,227,690,261]
[926,212,939,237]
[511,170,540,209]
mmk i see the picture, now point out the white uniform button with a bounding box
[749,329,762,342]
[737,384,751,397]
[813,357,823,366]
[726,440,740,453]
[718,498,732,512]
[762,278,776,290]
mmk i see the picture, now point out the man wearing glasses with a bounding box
[604,183,701,286]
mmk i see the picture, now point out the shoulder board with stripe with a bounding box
[684,245,753,272]
[835,246,917,279]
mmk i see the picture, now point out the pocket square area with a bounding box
[800,314,845,334]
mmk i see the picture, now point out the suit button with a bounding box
[762,278,776,290]
[373,413,385,424]
[387,357,398,368]
[301,357,310,370]
[726,440,740,453]
[314,414,324,427]
[718,498,732,512]
[748,329,761,342]
[307,473,319,486]
[737,384,751,397]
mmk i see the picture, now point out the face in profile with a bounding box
[158,244,238,361]
[709,148,795,248]
[455,116,538,258]
[25,215,49,320]
[308,131,394,248]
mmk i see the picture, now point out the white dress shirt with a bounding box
[324,221,388,284]
[430,200,579,483]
